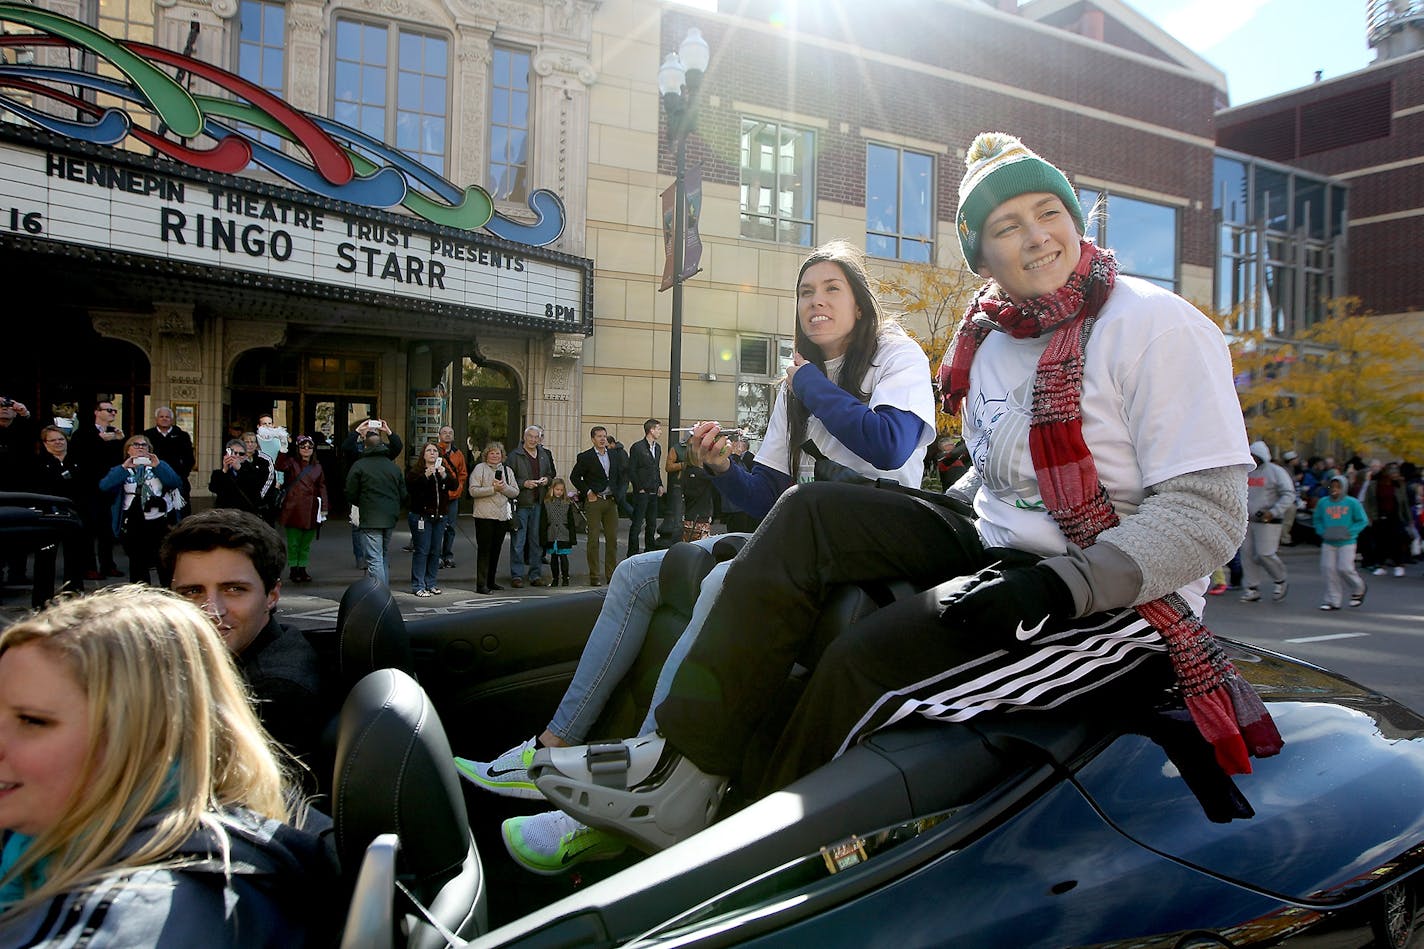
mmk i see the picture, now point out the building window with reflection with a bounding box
[735,335,794,443]
[237,0,285,148]
[740,118,815,246]
[865,143,933,263]
[1080,189,1178,291]
[489,46,531,202]
[1213,151,1346,338]
[84,0,155,139]
[333,18,449,175]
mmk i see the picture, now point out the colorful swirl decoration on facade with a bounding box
[0,3,566,246]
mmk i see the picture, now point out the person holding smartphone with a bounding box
[98,435,181,585]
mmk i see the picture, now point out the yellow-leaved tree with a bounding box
[1219,298,1424,459]
[874,261,982,441]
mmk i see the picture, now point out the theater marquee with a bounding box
[0,131,592,331]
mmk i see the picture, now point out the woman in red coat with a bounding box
[276,435,328,583]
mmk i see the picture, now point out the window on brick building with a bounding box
[740,118,815,246]
[489,46,532,202]
[865,143,933,263]
[1080,189,1177,291]
[333,18,449,175]
[237,0,285,149]
[736,335,795,444]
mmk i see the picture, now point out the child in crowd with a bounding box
[540,479,582,587]
[1312,473,1369,610]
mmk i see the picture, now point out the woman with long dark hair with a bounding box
[275,435,327,584]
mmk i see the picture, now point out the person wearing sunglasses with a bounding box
[208,439,268,516]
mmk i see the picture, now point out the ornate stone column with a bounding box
[531,43,596,258]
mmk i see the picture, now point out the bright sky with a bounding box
[669,0,1377,107]
[1125,0,1375,105]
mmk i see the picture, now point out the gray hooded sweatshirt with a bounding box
[1247,440,1296,519]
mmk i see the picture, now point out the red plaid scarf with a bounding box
[939,240,1283,775]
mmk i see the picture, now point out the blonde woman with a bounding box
[469,441,519,595]
[0,586,339,946]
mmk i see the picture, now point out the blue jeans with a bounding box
[546,534,739,744]
[358,527,393,586]
[510,505,542,581]
[410,514,444,592]
[440,507,459,559]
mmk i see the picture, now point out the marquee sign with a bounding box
[0,131,590,328]
[0,3,566,246]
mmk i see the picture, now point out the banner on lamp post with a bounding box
[659,164,703,292]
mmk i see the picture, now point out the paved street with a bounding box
[4,527,1421,712]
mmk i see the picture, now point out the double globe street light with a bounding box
[655,27,710,544]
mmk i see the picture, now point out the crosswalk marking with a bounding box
[1285,632,1370,644]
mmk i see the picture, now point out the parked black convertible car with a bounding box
[326,542,1424,949]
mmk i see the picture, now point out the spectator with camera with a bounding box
[70,398,127,580]
[143,406,195,514]
[0,396,37,586]
[208,438,268,515]
[98,435,182,585]
[1241,439,1295,603]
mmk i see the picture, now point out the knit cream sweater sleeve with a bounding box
[1041,464,1249,616]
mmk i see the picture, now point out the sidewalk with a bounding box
[0,515,645,631]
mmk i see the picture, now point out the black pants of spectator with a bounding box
[628,491,659,556]
[474,517,508,590]
[85,495,118,573]
[120,516,172,586]
[655,482,982,778]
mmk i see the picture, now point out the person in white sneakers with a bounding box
[1241,440,1295,603]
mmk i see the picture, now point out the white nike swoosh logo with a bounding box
[1015,616,1049,642]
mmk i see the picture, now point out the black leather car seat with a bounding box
[337,576,413,692]
[334,668,485,949]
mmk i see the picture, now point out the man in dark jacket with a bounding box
[144,406,195,511]
[345,430,408,587]
[162,510,331,778]
[69,397,127,579]
[0,395,37,584]
[340,417,403,567]
[507,425,556,587]
[627,418,664,556]
[569,425,624,585]
[208,438,269,514]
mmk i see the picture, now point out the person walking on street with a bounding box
[626,419,664,556]
[1241,440,1294,603]
[1313,474,1369,610]
[345,429,407,587]
[508,426,556,588]
[469,442,518,595]
[275,435,327,584]
[437,426,468,568]
[569,425,623,585]
[1363,462,1413,577]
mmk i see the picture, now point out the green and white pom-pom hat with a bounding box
[955,132,1085,269]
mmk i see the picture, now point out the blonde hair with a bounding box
[0,586,294,918]
[544,477,568,501]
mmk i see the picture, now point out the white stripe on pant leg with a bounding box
[915,632,1165,721]
[833,613,1159,760]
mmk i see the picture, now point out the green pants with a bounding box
[285,527,316,567]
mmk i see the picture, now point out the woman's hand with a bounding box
[786,351,808,387]
[685,420,733,475]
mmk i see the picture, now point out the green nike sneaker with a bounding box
[502,810,628,875]
[454,737,541,799]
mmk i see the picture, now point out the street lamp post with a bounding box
[655,27,709,544]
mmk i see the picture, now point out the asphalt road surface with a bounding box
[1203,544,1424,714]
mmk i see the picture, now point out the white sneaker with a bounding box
[501,810,627,875]
[1394,566,1406,577]
[1372,567,1388,576]
[453,736,543,799]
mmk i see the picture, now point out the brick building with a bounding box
[582,0,1230,438]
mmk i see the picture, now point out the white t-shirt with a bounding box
[759,324,935,488]
[962,276,1251,607]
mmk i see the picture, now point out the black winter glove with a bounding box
[938,563,1076,649]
